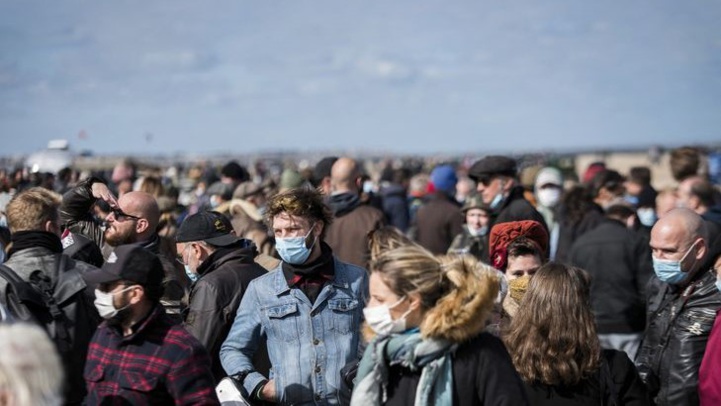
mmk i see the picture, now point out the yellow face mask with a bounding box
[507,275,531,305]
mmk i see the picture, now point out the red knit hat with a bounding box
[489,220,548,270]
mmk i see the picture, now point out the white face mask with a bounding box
[94,286,134,320]
[363,296,412,336]
[536,188,561,208]
[468,225,488,237]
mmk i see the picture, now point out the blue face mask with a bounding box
[637,208,657,227]
[489,179,506,210]
[184,264,199,283]
[276,226,317,265]
[652,242,697,285]
[715,278,721,293]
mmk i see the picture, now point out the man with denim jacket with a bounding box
[220,188,368,405]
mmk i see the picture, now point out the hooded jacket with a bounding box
[325,192,385,268]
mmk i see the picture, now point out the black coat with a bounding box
[184,244,267,382]
[569,219,654,334]
[492,187,547,230]
[636,269,721,406]
[523,350,650,406]
[384,333,529,406]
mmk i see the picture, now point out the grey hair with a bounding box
[0,323,64,406]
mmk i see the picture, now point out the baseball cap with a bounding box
[83,245,164,288]
[176,211,239,247]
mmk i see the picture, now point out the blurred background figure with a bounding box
[0,322,64,406]
[533,167,563,259]
[448,195,489,260]
[414,164,463,255]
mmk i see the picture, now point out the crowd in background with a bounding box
[0,145,720,405]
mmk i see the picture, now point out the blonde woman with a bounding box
[351,245,528,406]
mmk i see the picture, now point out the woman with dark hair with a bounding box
[503,263,650,405]
[351,245,528,406]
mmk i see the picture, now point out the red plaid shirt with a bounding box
[84,305,219,405]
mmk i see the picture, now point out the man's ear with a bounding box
[694,238,707,262]
[135,219,149,234]
[44,220,59,236]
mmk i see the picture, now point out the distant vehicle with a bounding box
[25,139,73,174]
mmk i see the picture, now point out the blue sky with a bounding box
[1,1,720,156]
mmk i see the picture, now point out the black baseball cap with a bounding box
[176,211,239,247]
[83,245,164,288]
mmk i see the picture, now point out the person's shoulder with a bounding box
[335,259,367,276]
[457,331,508,356]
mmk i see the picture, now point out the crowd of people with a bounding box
[0,146,720,405]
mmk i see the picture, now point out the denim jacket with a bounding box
[220,257,368,405]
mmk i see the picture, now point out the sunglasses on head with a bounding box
[111,207,142,221]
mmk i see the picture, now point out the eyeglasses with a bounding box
[111,208,142,221]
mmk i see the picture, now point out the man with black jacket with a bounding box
[636,208,721,406]
[176,211,267,381]
[468,155,547,261]
[569,204,654,359]
[0,187,100,405]
[59,176,186,319]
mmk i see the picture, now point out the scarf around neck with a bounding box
[351,331,456,406]
[8,230,63,258]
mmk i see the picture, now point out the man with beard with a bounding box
[83,245,218,404]
[220,188,367,405]
[60,176,187,320]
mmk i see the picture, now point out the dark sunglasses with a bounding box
[476,175,495,187]
[111,208,142,221]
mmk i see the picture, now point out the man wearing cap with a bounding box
[415,164,464,255]
[176,211,267,382]
[83,245,218,405]
[448,195,489,260]
[468,155,547,262]
[220,188,367,405]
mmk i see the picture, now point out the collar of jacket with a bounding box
[196,242,256,277]
[272,256,351,296]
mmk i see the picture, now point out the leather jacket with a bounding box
[636,269,721,406]
[183,243,267,382]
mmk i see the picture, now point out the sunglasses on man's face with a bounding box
[111,208,142,221]
[477,175,495,187]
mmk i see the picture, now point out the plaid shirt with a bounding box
[84,304,219,405]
